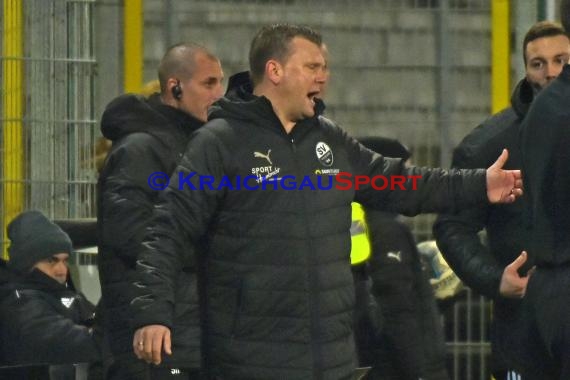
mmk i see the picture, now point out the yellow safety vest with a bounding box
[350,202,371,265]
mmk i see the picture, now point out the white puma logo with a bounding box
[254,149,272,165]
[61,297,75,308]
[386,251,402,262]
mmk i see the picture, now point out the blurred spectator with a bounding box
[94,137,112,174]
[0,210,101,379]
[354,136,450,380]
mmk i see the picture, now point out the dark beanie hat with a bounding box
[7,210,73,273]
[357,136,411,161]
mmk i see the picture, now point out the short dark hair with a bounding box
[157,42,218,93]
[522,21,568,65]
[249,24,322,86]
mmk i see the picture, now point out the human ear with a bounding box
[266,60,282,85]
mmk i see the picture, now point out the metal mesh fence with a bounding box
[0,0,97,256]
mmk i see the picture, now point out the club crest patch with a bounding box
[316,142,333,167]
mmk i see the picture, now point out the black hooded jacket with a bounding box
[433,78,535,373]
[0,260,100,366]
[521,64,570,265]
[131,72,488,380]
[97,93,204,368]
[365,212,449,380]
[434,78,535,298]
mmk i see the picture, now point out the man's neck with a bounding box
[160,93,177,108]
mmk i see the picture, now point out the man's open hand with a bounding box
[486,149,523,203]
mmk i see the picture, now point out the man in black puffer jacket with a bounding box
[0,211,100,379]
[97,43,224,379]
[434,21,570,380]
[131,24,522,380]
[512,2,570,378]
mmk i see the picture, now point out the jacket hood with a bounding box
[101,93,204,145]
[511,78,534,118]
[224,71,255,102]
[211,71,326,126]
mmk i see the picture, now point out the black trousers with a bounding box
[510,265,570,380]
[490,298,525,379]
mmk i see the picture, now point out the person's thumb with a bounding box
[508,251,527,271]
[489,148,509,170]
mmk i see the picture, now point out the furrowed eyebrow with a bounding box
[202,77,222,85]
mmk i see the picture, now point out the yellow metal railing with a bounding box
[2,0,24,259]
[123,0,143,93]
[491,0,511,114]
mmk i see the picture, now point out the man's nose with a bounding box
[213,83,224,100]
[547,62,561,79]
[315,69,327,83]
[56,262,68,275]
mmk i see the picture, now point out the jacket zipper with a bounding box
[290,136,323,380]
